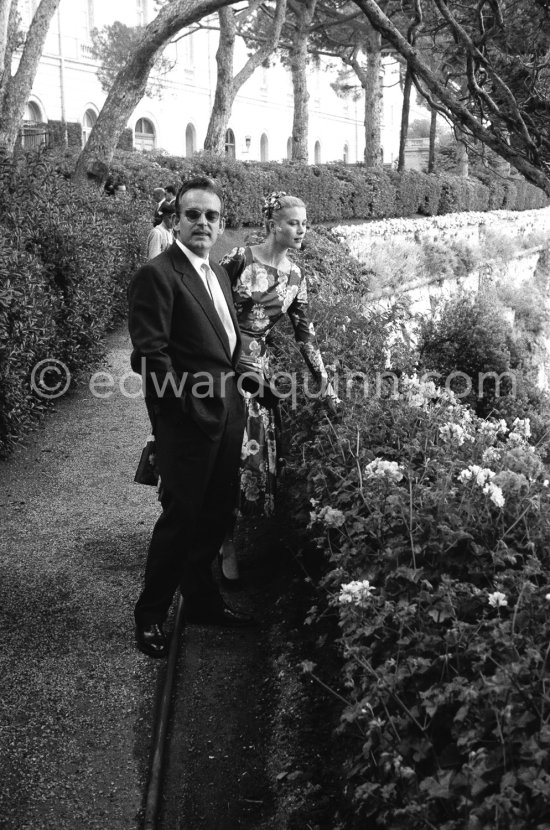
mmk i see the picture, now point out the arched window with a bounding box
[225,128,236,159]
[343,143,349,164]
[22,101,46,150]
[135,117,155,151]
[314,140,322,164]
[185,123,196,157]
[260,133,269,162]
[82,108,97,146]
[286,136,293,160]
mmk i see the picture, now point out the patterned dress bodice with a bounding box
[219,246,327,383]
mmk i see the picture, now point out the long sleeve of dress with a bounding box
[287,272,328,385]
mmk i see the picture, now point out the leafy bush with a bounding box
[301,382,550,830]
[56,148,548,228]
[0,153,147,455]
[417,291,523,416]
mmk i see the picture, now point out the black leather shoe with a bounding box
[135,622,168,658]
[185,603,255,628]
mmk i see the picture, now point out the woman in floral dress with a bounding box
[218,192,338,584]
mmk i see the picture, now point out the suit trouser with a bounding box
[135,385,245,625]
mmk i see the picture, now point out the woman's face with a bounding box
[272,206,307,249]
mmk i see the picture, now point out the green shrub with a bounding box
[0,153,146,455]
[389,170,442,217]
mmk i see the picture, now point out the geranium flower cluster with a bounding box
[309,505,346,528]
[401,374,457,410]
[488,591,508,608]
[338,579,376,606]
[438,422,473,446]
[364,458,404,482]
[458,465,505,508]
[507,417,531,444]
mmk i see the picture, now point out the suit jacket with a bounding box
[128,241,242,437]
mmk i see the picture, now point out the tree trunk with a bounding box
[364,22,382,168]
[74,0,239,184]
[456,136,468,177]
[0,0,61,155]
[0,0,11,71]
[398,65,412,172]
[204,8,236,155]
[428,106,437,172]
[289,0,317,163]
[203,0,287,155]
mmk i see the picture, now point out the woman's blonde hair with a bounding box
[262,191,306,231]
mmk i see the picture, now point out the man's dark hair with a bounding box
[165,185,177,197]
[175,176,224,218]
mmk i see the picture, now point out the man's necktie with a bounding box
[201,262,237,356]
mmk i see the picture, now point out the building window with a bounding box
[82,109,97,146]
[314,140,321,164]
[185,123,196,157]
[22,101,47,150]
[286,136,292,160]
[260,133,269,162]
[182,29,195,77]
[136,0,148,25]
[225,128,236,159]
[260,67,268,97]
[135,117,155,151]
[81,0,94,42]
[343,143,349,164]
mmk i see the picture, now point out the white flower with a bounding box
[544,480,549,488]
[250,266,269,293]
[320,506,346,528]
[488,591,508,608]
[458,465,495,486]
[482,447,501,465]
[338,580,375,606]
[439,423,467,445]
[242,439,260,457]
[478,419,508,441]
[511,417,531,438]
[310,505,346,528]
[545,593,550,601]
[364,458,404,482]
[482,481,505,508]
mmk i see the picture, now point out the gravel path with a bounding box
[0,328,167,829]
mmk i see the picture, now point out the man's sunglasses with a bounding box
[182,208,221,223]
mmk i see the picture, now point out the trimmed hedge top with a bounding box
[104,149,549,227]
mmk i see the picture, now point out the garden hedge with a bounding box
[0,153,148,455]
[106,148,549,226]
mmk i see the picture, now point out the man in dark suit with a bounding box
[128,176,250,658]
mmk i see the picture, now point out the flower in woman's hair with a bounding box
[364,458,404,482]
[262,191,287,218]
[338,580,376,605]
[488,591,508,608]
